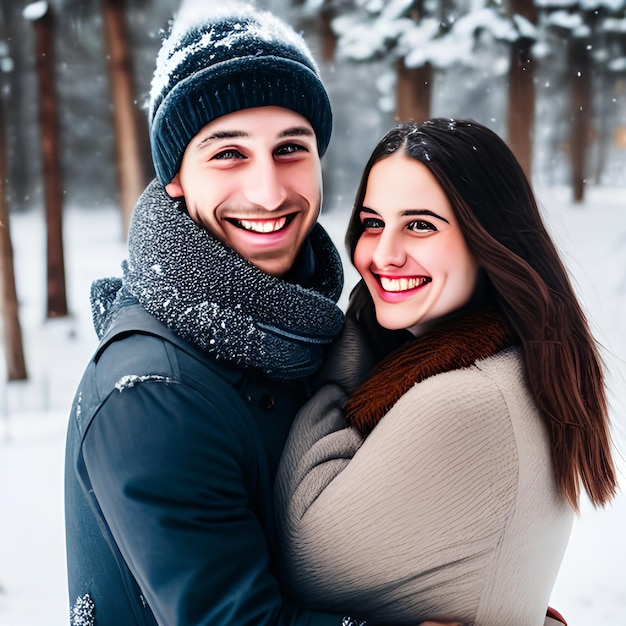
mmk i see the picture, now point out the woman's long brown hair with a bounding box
[346,119,617,510]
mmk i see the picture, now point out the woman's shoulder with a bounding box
[409,345,526,405]
[376,347,532,452]
[475,345,524,375]
[398,346,524,403]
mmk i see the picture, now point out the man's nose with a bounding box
[242,157,288,210]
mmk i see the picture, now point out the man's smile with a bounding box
[225,214,296,234]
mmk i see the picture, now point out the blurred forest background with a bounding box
[1,0,626,380]
[1,0,626,211]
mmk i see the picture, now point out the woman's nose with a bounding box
[372,229,406,269]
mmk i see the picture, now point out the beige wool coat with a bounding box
[276,332,573,625]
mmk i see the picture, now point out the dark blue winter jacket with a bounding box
[64,181,346,626]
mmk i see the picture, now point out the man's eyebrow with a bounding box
[196,130,248,150]
[360,206,450,224]
[279,126,315,139]
[194,126,314,151]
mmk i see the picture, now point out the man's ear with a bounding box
[165,174,184,198]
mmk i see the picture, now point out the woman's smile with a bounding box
[377,274,432,293]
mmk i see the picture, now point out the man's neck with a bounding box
[281,235,315,288]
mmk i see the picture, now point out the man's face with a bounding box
[166,106,323,277]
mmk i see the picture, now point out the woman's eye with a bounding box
[407,219,437,233]
[212,148,246,160]
[362,217,384,230]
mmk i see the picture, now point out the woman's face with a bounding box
[353,151,479,335]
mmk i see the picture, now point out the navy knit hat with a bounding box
[148,2,333,185]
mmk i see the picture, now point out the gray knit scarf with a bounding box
[91,179,344,381]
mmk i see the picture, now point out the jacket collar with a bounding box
[344,308,513,436]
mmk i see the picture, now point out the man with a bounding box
[64,4,351,625]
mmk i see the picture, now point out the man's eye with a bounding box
[408,220,437,233]
[275,143,307,157]
[212,149,246,160]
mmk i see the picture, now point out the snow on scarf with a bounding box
[91,179,344,381]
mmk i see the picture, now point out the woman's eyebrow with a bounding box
[360,206,450,224]
[360,206,380,216]
[402,209,450,224]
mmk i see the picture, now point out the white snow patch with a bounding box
[22,1,48,21]
[114,374,172,392]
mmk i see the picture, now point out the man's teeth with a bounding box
[237,217,287,233]
[379,276,431,292]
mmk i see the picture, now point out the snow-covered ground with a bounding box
[1,185,625,625]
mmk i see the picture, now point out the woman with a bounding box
[275,119,617,626]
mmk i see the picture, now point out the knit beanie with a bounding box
[148,2,333,185]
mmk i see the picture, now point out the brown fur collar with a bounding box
[344,308,513,437]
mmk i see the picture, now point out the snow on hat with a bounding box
[148,2,333,185]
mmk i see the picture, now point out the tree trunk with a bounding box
[1,0,31,211]
[506,0,538,182]
[32,7,68,318]
[395,0,433,123]
[507,38,535,181]
[319,5,337,62]
[102,0,146,239]
[569,36,593,203]
[0,98,28,381]
[396,58,432,123]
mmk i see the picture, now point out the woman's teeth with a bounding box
[379,276,431,292]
